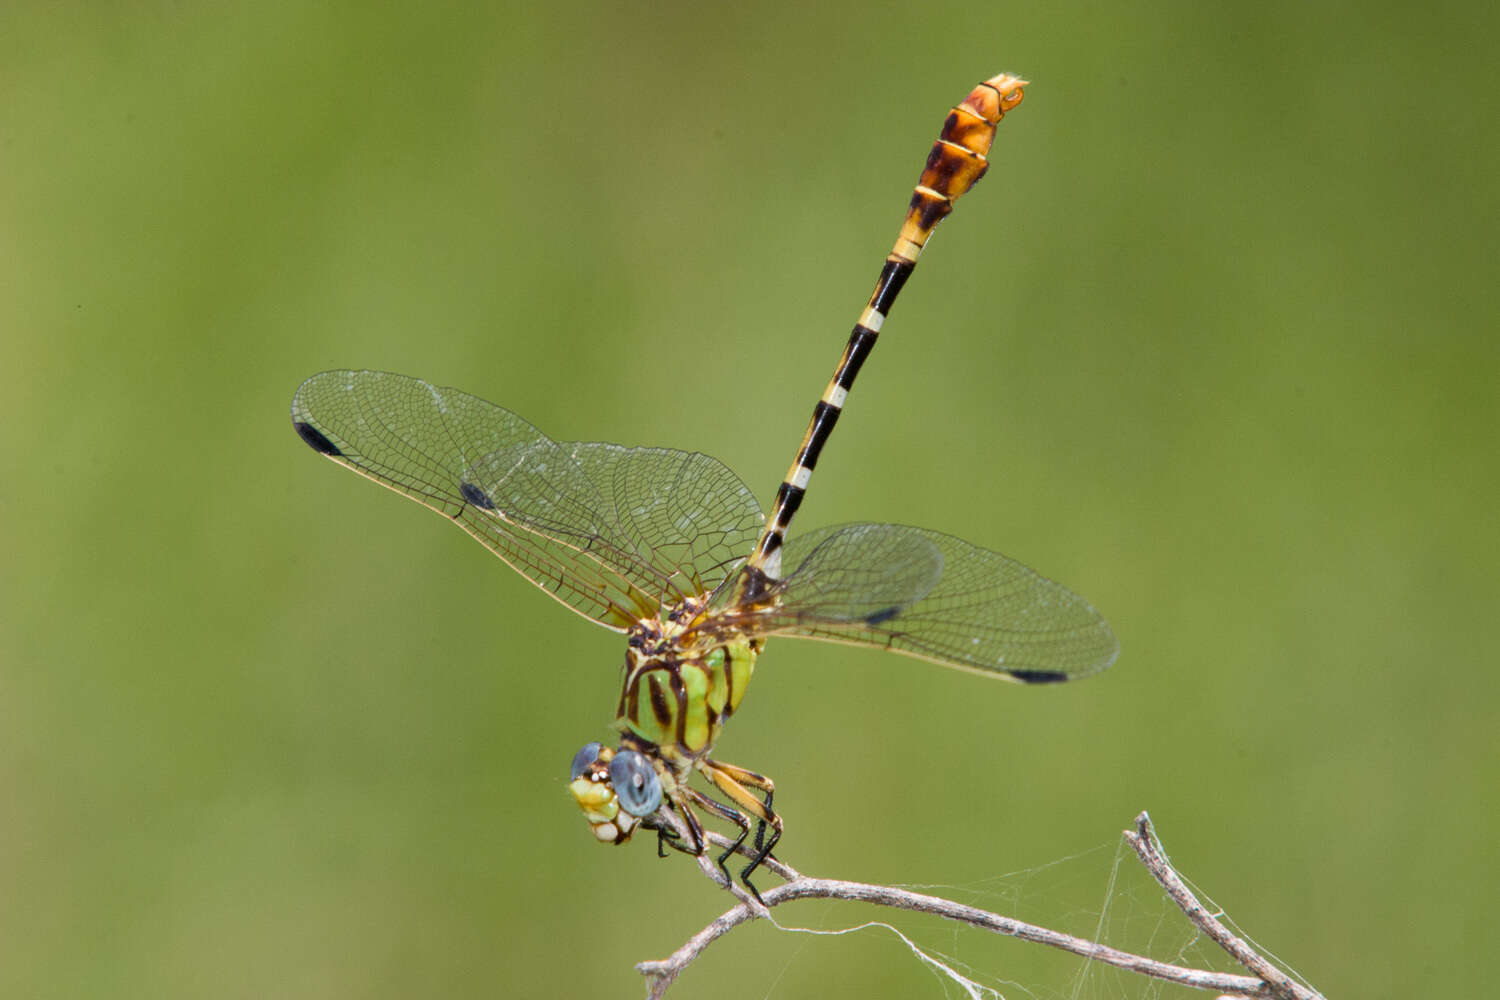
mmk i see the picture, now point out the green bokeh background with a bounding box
[3,2,1494,997]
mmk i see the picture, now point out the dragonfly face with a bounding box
[568,742,661,845]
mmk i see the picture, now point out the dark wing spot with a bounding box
[1007,669,1069,684]
[460,482,496,510]
[864,606,900,626]
[294,421,342,456]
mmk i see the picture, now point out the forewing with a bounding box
[560,442,765,604]
[746,523,1118,682]
[291,370,763,629]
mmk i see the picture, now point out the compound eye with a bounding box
[569,742,604,781]
[608,750,662,817]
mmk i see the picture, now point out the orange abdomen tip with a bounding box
[942,73,1028,162]
[970,73,1028,121]
[893,72,1028,260]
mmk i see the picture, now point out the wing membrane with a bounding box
[560,442,766,605]
[292,370,764,629]
[731,523,1118,681]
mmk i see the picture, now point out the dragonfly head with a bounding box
[567,742,662,845]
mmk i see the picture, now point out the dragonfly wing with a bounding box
[292,370,763,629]
[559,442,765,605]
[755,522,946,620]
[752,523,1118,682]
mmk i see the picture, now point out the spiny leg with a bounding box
[699,758,784,897]
[704,759,777,851]
[651,794,706,859]
[650,816,689,860]
[682,787,760,895]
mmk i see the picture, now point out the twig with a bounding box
[637,812,1323,999]
[1124,812,1324,1000]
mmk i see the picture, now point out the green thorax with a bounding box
[616,597,761,764]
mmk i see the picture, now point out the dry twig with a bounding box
[636,810,1324,1000]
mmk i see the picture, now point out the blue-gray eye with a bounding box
[570,742,604,781]
[609,750,662,817]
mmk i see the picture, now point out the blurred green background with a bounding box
[3,1,1494,997]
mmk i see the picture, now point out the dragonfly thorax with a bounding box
[565,601,763,847]
[616,605,760,763]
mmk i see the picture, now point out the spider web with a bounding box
[746,838,1281,1000]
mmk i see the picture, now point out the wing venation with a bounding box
[716,522,1117,681]
[292,370,765,628]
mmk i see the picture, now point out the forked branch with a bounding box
[637,810,1324,1000]
[1123,813,1323,1000]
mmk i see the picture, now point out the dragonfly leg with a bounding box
[698,759,784,899]
[651,818,690,859]
[682,788,757,893]
[707,760,777,849]
[653,796,706,859]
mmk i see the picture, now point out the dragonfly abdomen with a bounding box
[747,74,1027,578]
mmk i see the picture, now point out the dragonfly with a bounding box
[291,72,1117,898]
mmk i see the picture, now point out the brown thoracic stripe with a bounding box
[623,651,746,754]
[647,673,672,730]
[746,73,1026,578]
[668,668,688,748]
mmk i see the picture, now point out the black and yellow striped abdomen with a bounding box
[747,73,1027,580]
